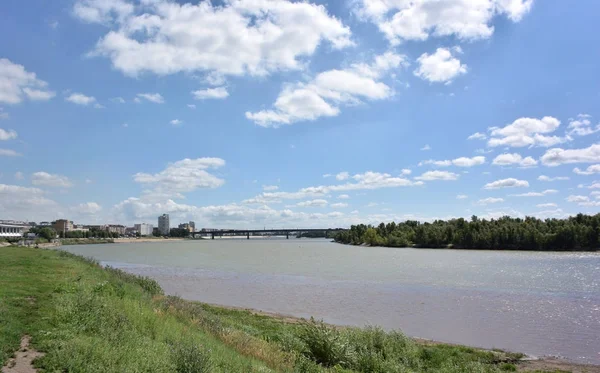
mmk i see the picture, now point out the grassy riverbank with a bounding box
[0,246,591,372]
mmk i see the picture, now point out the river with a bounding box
[62,239,600,364]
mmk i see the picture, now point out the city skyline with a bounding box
[2,1,600,228]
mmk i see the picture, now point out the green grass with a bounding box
[0,247,566,372]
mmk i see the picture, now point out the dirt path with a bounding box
[1,336,43,373]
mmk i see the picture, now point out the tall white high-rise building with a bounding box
[158,214,170,235]
[134,223,153,236]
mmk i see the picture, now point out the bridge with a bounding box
[193,228,346,239]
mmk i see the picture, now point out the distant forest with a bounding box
[333,214,600,251]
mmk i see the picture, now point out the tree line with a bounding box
[333,214,600,251]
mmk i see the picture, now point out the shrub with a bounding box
[170,340,212,373]
[299,318,349,367]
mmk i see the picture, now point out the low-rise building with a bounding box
[52,219,73,234]
[178,222,195,233]
[106,225,126,235]
[134,223,153,236]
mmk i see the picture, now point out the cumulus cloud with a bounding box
[401,169,411,175]
[0,128,17,141]
[136,93,164,103]
[456,194,468,199]
[0,184,59,221]
[510,189,557,197]
[337,194,350,199]
[420,156,485,167]
[0,149,21,157]
[477,197,504,205]
[484,178,529,189]
[354,0,533,45]
[573,164,600,175]
[414,48,467,84]
[72,202,103,214]
[567,114,599,137]
[566,195,589,203]
[31,172,74,188]
[133,157,226,198]
[330,202,348,208]
[79,0,353,78]
[541,144,600,166]
[537,203,557,208]
[66,93,96,106]
[538,175,569,181]
[0,58,55,104]
[492,153,537,167]
[246,52,406,126]
[336,172,350,181]
[488,116,566,148]
[414,170,459,181]
[297,199,328,207]
[170,119,182,126]
[467,132,487,140]
[192,87,229,100]
[111,96,126,103]
[421,144,431,151]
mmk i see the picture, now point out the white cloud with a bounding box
[330,202,348,208]
[401,169,412,175]
[537,203,557,208]
[0,58,55,104]
[477,197,504,205]
[170,119,182,126]
[246,52,405,126]
[0,128,17,141]
[82,0,352,78]
[488,116,566,148]
[421,144,431,151]
[133,157,226,198]
[73,0,133,24]
[66,93,96,106]
[0,184,59,221]
[14,172,23,180]
[467,132,487,140]
[456,194,468,199]
[337,194,350,199]
[567,114,599,137]
[111,96,126,103]
[72,202,103,214]
[136,93,164,104]
[420,156,485,167]
[192,87,229,100]
[566,195,589,203]
[336,171,350,181]
[510,189,558,197]
[0,149,22,157]
[492,153,537,167]
[484,178,529,189]
[187,104,196,109]
[31,172,73,188]
[541,144,600,166]
[414,48,467,84]
[263,185,279,191]
[414,170,459,181]
[94,103,105,109]
[538,175,569,181]
[297,199,328,207]
[573,164,600,175]
[323,174,332,178]
[354,0,533,45]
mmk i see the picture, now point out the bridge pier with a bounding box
[211,232,215,240]
[286,233,289,239]
[325,230,328,238]
[247,232,250,239]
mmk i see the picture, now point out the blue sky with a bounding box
[1,0,600,228]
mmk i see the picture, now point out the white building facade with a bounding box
[134,223,153,236]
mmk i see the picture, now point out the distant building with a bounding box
[178,222,195,233]
[71,225,89,232]
[134,223,153,236]
[106,225,126,235]
[0,221,29,238]
[52,219,73,235]
[158,214,170,235]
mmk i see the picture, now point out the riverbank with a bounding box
[114,237,185,243]
[1,246,598,372]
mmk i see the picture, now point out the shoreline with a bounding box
[113,237,185,243]
[204,302,600,372]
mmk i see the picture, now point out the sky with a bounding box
[1,0,600,229]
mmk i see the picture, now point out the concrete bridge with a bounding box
[194,228,345,239]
